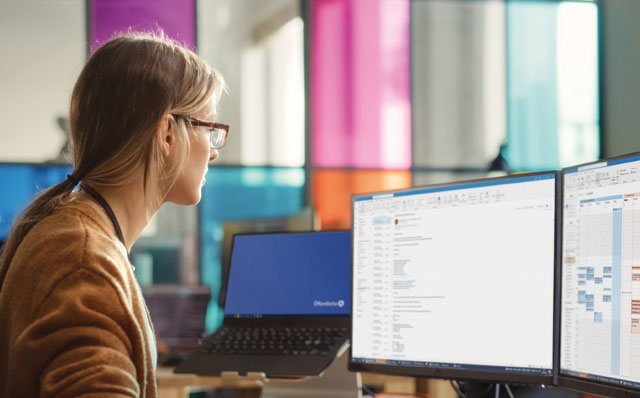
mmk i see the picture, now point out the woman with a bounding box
[0,32,226,397]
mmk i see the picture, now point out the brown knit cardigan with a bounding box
[0,198,157,397]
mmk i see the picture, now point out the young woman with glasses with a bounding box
[0,32,227,397]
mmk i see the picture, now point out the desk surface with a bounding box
[156,366,419,397]
[156,366,263,390]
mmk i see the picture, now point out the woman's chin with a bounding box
[188,191,202,205]
[168,191,202,206]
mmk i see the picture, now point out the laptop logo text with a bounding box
[313,300,345,308]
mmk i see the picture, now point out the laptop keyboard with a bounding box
[198,326,348,356]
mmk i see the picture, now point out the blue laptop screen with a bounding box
[224,231,351,317]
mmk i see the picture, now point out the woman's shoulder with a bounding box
[15,199,132,287]
[4,199,135,320]
[27,199,115,252]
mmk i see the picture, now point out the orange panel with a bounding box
[312,169,412,230]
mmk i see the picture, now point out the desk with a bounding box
[359,373,416,394]
[360,375,457,398]
[156,366,262,398]
[157,352,362,398]
[157,369,423,398]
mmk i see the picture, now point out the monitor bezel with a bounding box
[558,151,640,398]
[348,171,560,386]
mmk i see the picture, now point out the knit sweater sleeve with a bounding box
[21,268,140,398]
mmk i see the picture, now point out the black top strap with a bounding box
[80,183,128,253]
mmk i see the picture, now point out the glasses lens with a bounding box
[210,128,226,148]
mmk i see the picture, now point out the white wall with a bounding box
[411,0,506,169]
[197,0,302,166]
[0,0,85,163]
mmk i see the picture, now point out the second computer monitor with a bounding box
[560,153,640,397]
[350,172,558,385]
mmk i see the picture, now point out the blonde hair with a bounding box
[0,31,225,281]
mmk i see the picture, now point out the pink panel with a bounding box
[351,0,381,166]
[380,0,412,168]
[90,0,196,51]
[311,0,411,169]
[311,0,351,166]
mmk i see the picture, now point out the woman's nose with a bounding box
[209,148,219,162]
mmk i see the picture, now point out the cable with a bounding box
[504,384,515,398]
[450,380,466,398]
[362,385,376,397]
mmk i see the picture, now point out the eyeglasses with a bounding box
[176,115,230,149]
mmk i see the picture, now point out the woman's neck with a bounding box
[86,175,158,251]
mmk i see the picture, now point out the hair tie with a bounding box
[66,174,80,186]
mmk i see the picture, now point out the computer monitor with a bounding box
[560,153,640,398]
[0,163,72,249]
[350,172,558,385]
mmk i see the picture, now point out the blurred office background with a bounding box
[0,0,636,336]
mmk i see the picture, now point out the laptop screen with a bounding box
[224,231,351,318]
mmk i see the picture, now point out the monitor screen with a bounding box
[224,231,351,318]
[350,172,557,384]
[560,153,640,397]
[0,163,72,247]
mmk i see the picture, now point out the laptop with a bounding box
[142,284,210,349]
[174,230,351,378]
[142,285,210,365]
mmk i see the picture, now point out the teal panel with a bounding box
[505,1,599,170]
[199,167,305,331]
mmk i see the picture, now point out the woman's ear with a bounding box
[156,113,176,158]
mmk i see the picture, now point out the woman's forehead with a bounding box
[198,98,217,119]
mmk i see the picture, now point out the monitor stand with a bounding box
[261,352,362,398]
[452,381,519,398]
[458,382,497,398]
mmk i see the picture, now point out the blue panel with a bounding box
[0,163,72,243]
[199,167,305,331]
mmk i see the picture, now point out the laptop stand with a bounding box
[216,351,361,398]
[261,352,362,398]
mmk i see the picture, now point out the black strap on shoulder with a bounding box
[80,183,128,251]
